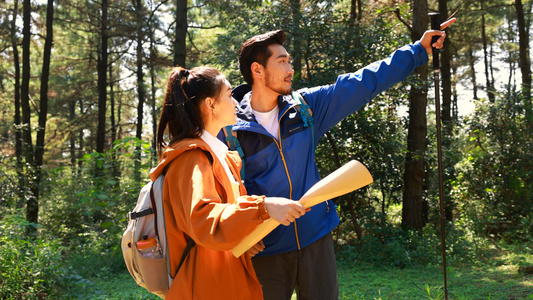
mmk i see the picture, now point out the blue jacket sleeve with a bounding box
[301,41,429,138]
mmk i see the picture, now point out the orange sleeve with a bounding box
[165,149,268,251]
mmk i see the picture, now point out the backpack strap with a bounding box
[176,238,195,273]
[165,149,213,279]
[156,179,194,280]
[292,91,315,147]
[149,186,162,240]
[222,125,245,180]
[149,180,192,279]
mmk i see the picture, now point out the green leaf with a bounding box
[101,221,113,229]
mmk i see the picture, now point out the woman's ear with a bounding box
[203,97,216,112]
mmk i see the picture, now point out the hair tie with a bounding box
[172,69,195,107]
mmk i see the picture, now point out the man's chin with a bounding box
[279,88,293,96]
[266,83,292,96]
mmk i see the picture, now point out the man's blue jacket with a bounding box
[224,41,429,257]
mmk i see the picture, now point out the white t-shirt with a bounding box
[200,131,237,184]
[253,106,280,140]
[200,131,240,200]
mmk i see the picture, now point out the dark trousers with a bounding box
[252,233,339,300]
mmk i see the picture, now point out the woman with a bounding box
[150,66,306,299]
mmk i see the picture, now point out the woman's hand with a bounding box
[264,197,306,226]
[247,241,265,257]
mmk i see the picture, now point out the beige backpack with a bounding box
[121,174,195,298]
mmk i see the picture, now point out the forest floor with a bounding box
[65,259,532,300]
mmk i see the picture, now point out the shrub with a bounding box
[0,212,64,299]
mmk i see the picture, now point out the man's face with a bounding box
[264,44,294,95]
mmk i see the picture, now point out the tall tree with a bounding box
[149,40,158,167]
[96,0,108,154]
[467,48,479,100]
[401,0,429,230]
[514,0,531,101]
[147,6,160,166]
[10,0,24,208]
[174,0,187,66]
[21,0,37,235]
[30,0,55,235]
[21,0,33,166]
[134,0,146,181]
[69,100,76,169]
[289,0,302,82]
[350,0,362,20]
[481,0,495,103]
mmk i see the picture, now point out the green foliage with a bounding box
[39,138,153,247]
[0,212,64,299]
[48,230,132,299]
[0,138,155,298]
[336,212,478,269]
[453,91,533,242]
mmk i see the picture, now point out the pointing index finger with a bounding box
[440,17,457,30]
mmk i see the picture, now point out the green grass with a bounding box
[67,261,532,300]
[336,263,532,299]
[14,236,527,300]
[57,272,159,300]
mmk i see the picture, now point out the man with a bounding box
[224,19,455,300]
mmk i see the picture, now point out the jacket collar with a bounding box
[149,138,212,181]
[234,91,299,132]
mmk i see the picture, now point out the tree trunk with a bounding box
[452,64,458,119]
[357,0,362,20]
[438,0,451,131]
[401,0,428,230]
[78,99,84,173]
[21,0,36,236]
[481,0,495,103]
[506,13,515,93]
[21,0,33,165]
[174,0,187,67]
[149,31,158,167]
[31,0,54,235]
[515,0,531,101]
[11,0,24,208]
[350,0,362,20]
[96,0,108,154]
[135,0,146,182]
[289,0,302,83]
[325,132,362,239]
[69,101,76,169]
[350,0,356,19]
[468,48,478,100]
[109,61,121,181]
[110,63,116,145]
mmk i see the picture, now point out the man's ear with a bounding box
[251,62,264,80]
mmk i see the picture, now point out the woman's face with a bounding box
[214,79,238,128]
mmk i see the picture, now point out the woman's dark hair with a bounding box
[156,66,225,157]
[238,29,286,85]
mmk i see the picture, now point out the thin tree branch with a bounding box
[395,8,413,34]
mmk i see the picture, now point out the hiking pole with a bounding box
[429,12,448,300]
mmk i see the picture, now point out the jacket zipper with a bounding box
[273,105,302,250]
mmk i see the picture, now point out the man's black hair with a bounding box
[238,30,286,85]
